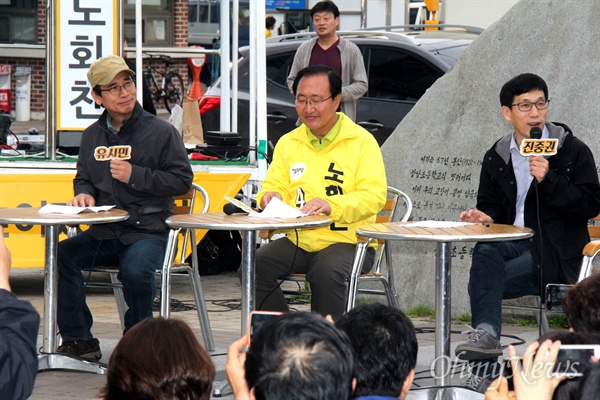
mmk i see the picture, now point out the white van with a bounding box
[188,0,250,47]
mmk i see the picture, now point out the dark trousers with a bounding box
[57,232,165,340]
[468,239,540,377]
[468,240,540,338]
[246,238,374,320]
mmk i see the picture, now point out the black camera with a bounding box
[545,284,573,311]
[0,109,15,145]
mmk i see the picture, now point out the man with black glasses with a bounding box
[456,73,600,391]
[250,65,386,321]
[56,55,193,361]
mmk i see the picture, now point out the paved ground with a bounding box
[8,267,542,400]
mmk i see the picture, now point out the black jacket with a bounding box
[74,102,194,244]
[0,290,40,400]
[476,122,600,287]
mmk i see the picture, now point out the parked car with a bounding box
[199,27,480,148]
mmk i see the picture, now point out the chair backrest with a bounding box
[589,213,600,240]
[578,213,600,281]
[371,186,413,273]
[174,183,210,263]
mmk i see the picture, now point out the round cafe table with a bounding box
[0,207,129,374]
[163,212,331,334]
[355,221,534,386]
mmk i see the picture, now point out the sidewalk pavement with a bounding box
[8,267,542,400]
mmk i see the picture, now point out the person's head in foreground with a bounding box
[337,303,418,399]
[562,272,600,334]
[100,317,215,400]
[245,312,354,400]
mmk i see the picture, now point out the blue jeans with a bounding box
[468,240,540,338]
[57,232,165,340]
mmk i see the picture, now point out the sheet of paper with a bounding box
[405,220,475,228]
[249,197,308,218]
[38,204,116,215]
[224,196,258,214]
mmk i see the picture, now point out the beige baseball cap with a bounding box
[87,55,135,88]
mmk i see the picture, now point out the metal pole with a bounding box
[219,0,231,131]
[360,0,367,29]
[435,242,452,386]
[43,225,59,353]
[240,230,256,335]
[135,0,143,105]
[232,0,239,134]
[45,1,56,160]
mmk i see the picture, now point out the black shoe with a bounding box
[455,326,502,360]
[56,338,102,361]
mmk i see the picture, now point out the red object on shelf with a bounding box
[0,64,12,112]
[189,152,219,161]
[188,46,206,100]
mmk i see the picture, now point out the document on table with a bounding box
[405,221,475,228]
[249,197,308,218]
[38,204,116,215]
[224,196,258,214]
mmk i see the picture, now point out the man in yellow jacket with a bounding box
[253,65,387,320]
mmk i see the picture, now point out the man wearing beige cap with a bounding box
[55,55,193,361]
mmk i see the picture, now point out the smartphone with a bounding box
[503,344,600,388]
[247,311,283,345]
[545,284,573,311]
[553,345,600,377]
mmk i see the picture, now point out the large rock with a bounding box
[381,0,600,315]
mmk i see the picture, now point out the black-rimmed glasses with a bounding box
[511,99,550,112]
[295,95,333,107]
[100,80,136,96]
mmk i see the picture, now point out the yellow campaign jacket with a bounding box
[257,113,387,252]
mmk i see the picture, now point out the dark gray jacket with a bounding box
[74,102,193,244]
[0,289,39,400]
[476,122,600,287]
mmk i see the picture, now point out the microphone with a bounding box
[519,126,557,156]
[223,203,246,215]
[529,127,542,140]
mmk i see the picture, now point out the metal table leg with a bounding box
[37,225,107,374]
[434,242,452,386]
[213,229,256,398]
[240,230,256,335]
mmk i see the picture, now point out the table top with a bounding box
[0,207,129,226]
[166,212,332,231]
[356,222,533,243]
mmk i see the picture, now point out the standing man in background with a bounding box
[287,1,367,122]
